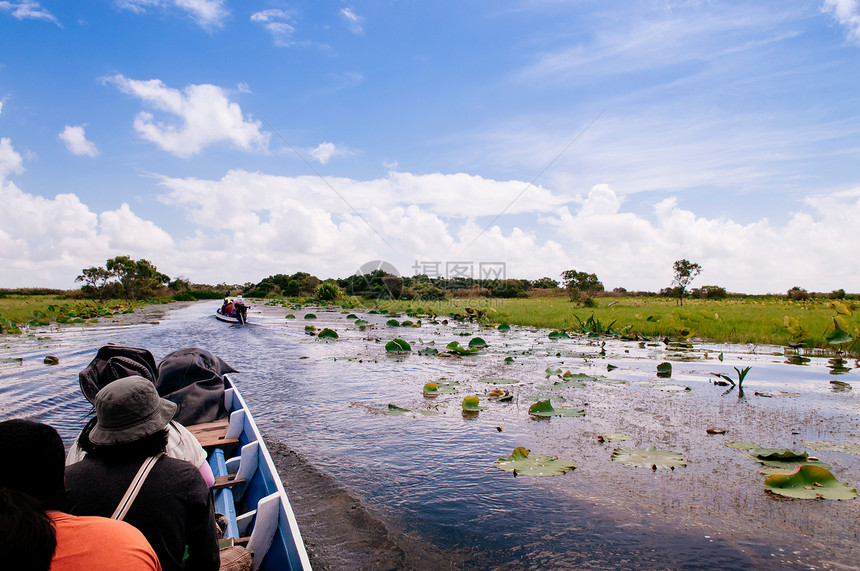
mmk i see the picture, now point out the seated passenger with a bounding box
[65,376,220,571]
[0,419,161,571]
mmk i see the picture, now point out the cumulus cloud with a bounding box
[105,75,269,157]
[823,0,860,43]
[59,125,99,157]
[116,0,227,31]
[0,0,61,26]
[340,7,364,34]
[310,142,337,165]
[251,9,297,46]
[3,129,860,293]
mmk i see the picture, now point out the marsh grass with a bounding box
[365,296,860,351]
[0,295,145,330]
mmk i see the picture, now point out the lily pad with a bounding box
[468,337,488,348]
[611,446,687,469]
[423,380,459,396]
[803,441,860,455]
[743,448,832,473]
[346,314,358,319]
[285,314,296,319]
[656,362,672,378]
[385,404,437,417]
[528,399,585,417]
[494,446,576,476]
[385,338,412,353]
[548,330,571,340]
[386,319,400,327]
[486,389,513,401]
[497,323,510,331]
[462,396,487,411]
[545,367,563,377]
[417,347,439,356]
[317,328,338,339]
[765,465,857,500]
[43,355,59,365]
[304,314,317,319]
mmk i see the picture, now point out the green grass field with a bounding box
[365,295,860,352]
[0,294,142,333]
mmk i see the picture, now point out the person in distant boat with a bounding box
[0,419,162,571]
[64,376,220,571]
[232,295,247,322]
[222,297,235,317]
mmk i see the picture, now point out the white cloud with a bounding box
[0,1,61,26]
[116,0,227,31]
[0,137,25,179]
[0,100,4,115]
[105,75,269,157]
[59,125,99,157]
[3,132,860,293]
[823,0,860,43]
[340,7,364,34]
[310,142,337,164]
[251,9,297,46]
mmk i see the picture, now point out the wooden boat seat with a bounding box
[186,417,240,451]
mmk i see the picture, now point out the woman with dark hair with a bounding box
[0,488,57,571]
[0,418,161,571]
[65,376,220,571]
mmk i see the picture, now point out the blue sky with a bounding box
[1,1,860,293]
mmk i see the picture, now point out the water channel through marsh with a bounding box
[1,301,859,570]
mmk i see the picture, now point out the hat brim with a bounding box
[88,397,177,446]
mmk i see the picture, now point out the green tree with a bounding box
[75,266,114,301]
[671,259,702,306]
[316,281,341,302]
[103,256,169,302]
[560,270,604,302]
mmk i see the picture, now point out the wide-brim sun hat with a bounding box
[89,375,177,446]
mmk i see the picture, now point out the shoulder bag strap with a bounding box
[111,452,165,521]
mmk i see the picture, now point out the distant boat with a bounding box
[216,303,248,324]
[187,375,312,570]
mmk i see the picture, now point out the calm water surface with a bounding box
[1,301,859,570]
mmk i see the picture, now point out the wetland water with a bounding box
[1,301,859,570]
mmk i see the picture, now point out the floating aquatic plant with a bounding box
[527,399,585,417]
[385,338,411,353]
[468,337,488,349]
[461,396,487,411]
[479,378,519,385]
[386,319,400,327]
[656,362,672,378]
[497,323,510,331]
[764,465,857,500]
[610,446,687,470]
[43,355,59,365]
[385,404,437,417]
[304,314,317,319]
[494,447,576,476]
[548,330,570,340]
[596,433,632,443]
[422,380,459,396]
[803,441,860,455]
[317,328,338,339]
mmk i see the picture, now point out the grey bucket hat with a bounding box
[89,375,177,446]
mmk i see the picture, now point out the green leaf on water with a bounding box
[765,465,857,500]
[548,330,570,340]
[462,396,487,411]
[479,378,519,385]
[423,380,459,396]
[497,323,510,331]
[743,448,832,473]
[826,329,854,345]
[385,338,411,352]
[545,367,563,377]
[285,314,296,319]
[43,355,59,365]
[528,399,585,417]
[494,446,577,476]
[304,314,317,319]
[386,319,400,327]
[347,314,358,319]
[468,337,488,348]
[656,362,672,378]
[417,347,439,356]
[803,441,860,455]
[385,403,437,417]
[504,356,515,363]
[726,441,761,450]
[611,446,687,469]
[317,328,338,339]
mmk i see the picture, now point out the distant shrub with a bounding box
[787,286,811,301]
[691,285,727,300]
[830,289,846,300]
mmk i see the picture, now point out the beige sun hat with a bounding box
[88,375,177,445]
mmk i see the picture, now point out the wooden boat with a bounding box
[187,375,311,570]
[216,307,247,324]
